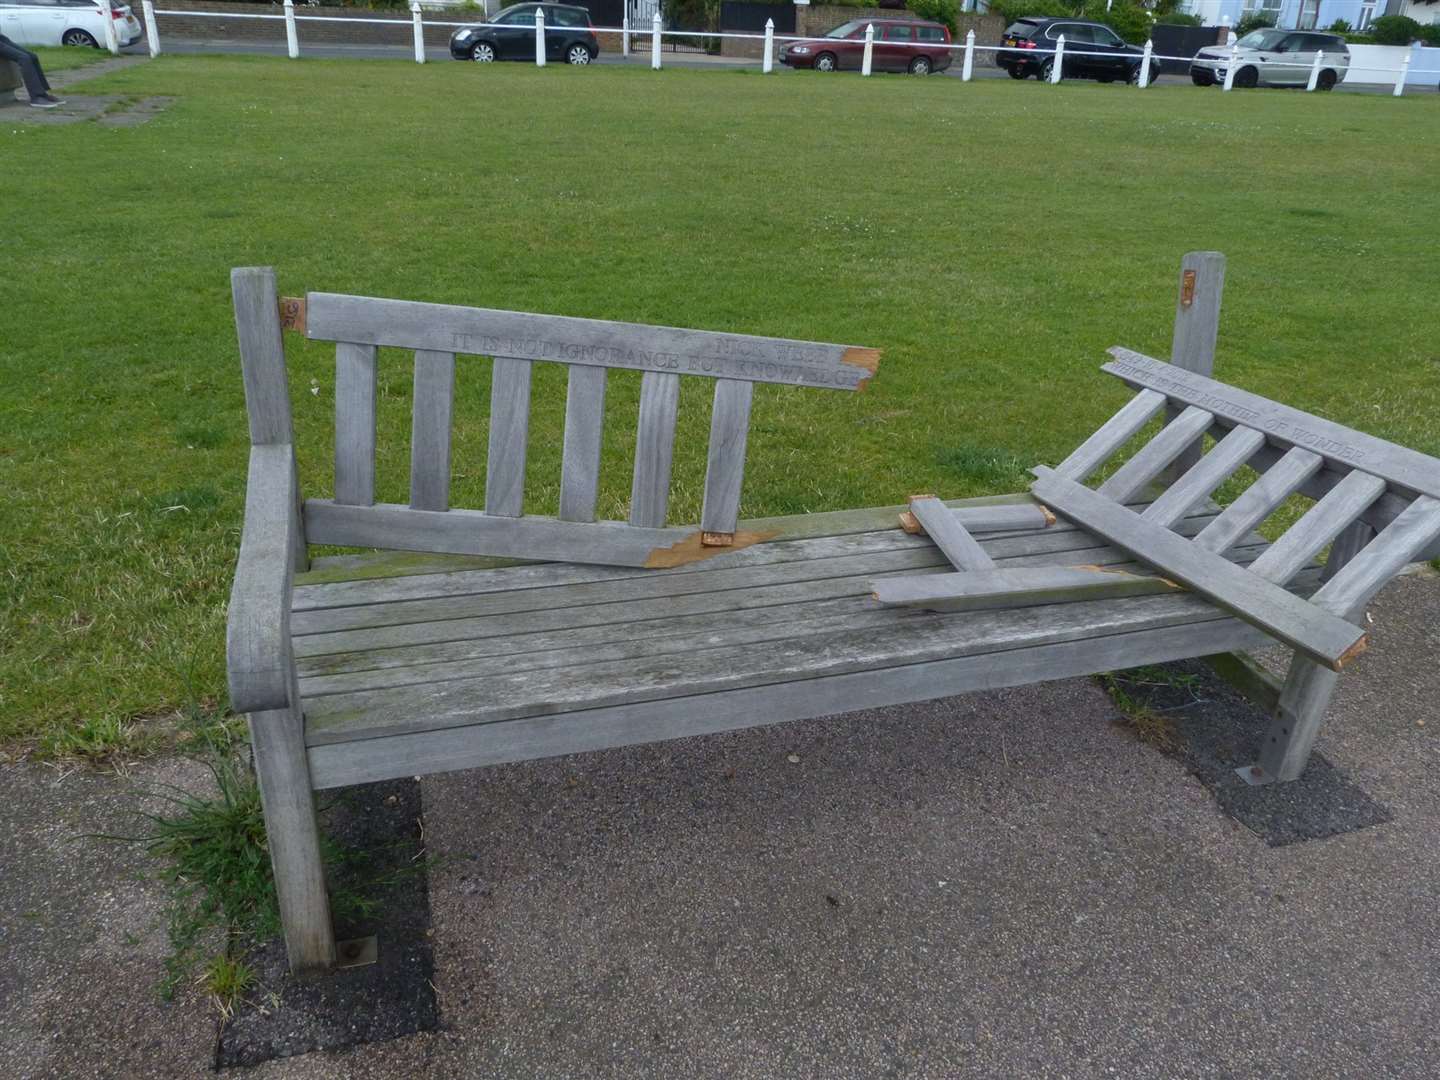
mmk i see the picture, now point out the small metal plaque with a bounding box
[335,935,378,969]
[1180,269,1196,309]
[278,295,307,334]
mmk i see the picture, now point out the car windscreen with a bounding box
[825,19,867,38]
[1237,29,1287,50]
[1004,21,1040,38]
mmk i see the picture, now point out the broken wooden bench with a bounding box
[226,266,1440,974]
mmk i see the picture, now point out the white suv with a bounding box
[0,0,143,49]
[1191,29,1350,90]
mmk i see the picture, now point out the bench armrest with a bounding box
[227,443,300,715]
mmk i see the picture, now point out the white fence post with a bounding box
[1393,50,1409,96]
[1138,37,1152,87]
[861,22,873,76]
[411,1,425,64]
[283,0,299,59]
[962,28,974,81]
[622,14,629,57]
[762,18,773,73]
[141,0,160,57]
[1050,33,1064,83]
[102,0,120,54]
[1227,28,1236,46]
[534,7,546,66]
[1222,43,1237,90]
[651,10,661,69]
[1306,48,1322,91]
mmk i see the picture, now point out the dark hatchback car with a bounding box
[779,18,953,75]
[450,2,600,64]
[997,17,1158,84]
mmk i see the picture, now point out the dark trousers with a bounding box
[0,34,51,100]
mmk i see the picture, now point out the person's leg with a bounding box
[0,38,50,101]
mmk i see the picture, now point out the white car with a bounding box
[0,0,143,50]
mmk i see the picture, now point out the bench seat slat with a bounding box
[301,571,1299,749]
[907,496,995,571]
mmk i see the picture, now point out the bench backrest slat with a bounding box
[1248,470,1387,586]
[699,379,755,538]
[1054,387,1167,483]
[1140,425,1266,529]
[410,350,456,512]
[1194,447,1323,555]
[304,292,880,392]
[334,342,378,506]
[1094,404,1214,504]
[1313,495,1440,619]
[485,356,532,518]
[628,371,681,529]
[559,364,608,523]
[233,267,295,448]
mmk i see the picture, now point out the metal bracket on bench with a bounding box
[1235,764,1276,787]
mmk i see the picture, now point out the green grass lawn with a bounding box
[31,45,118,74]
[3,56,1438,754]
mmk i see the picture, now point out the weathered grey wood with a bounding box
[484,356,532,518]
[1032,467,1367,670]
[559,364,607,523]
[700,379,754,539]
[304,500,735,570]
[305,616,1277,787]
[628,371,681,528]
[333,342,377,506]
[1142,426,1266,529]
[1195,446,1323,555]
[304,292,881,391]
[232,267,295,448]
[1163,251,1225,481]
[1095,405,1215,504]
[409,350,455,512]
[907,496,995,571]
[1248,470,1387,586]
[872,566,1179,612]
[303,581,1278,746]
[1311,495,1440,620]
[1106,348,1440,500]
[228,444,301,715]
[1321,520,1376,584]
[293,509,1239,638]
[1054,387,1167,482]
[249,700,336,974]
[1254,656,1342,783]
[295,535,1277,673]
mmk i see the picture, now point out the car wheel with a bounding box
[814,52,837,72]
[61,28,99,47]
[1191,71,1211,86]
[566,43,592,65]
[908,56,931,75]
[1128,62,1156,85]
[1235,65,1259,89]
[1317,68,1337,91]
[1007,65,1028,79]
[470,41,496,62]
[1040,58,1055,82]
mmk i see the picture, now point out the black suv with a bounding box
[450,3,600,65]
[997,17,1158,84]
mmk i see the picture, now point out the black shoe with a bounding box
[29,94,64,109]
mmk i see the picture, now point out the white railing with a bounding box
[137,7,1440,96]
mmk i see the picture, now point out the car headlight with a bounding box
[790,46,810,54]
[453,28,474,41]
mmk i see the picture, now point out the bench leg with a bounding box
[1239,655,1340,786]
[250,706,336,974]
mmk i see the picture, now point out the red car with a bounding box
[779,17,953,75]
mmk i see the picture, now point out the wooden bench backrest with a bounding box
[233,267,881,567]
[1032,348,1440,668]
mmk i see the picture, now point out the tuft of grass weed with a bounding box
[1099,665,1203,754]
[201,954,256,1017]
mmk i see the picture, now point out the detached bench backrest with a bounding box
[233,267,881,568]
[1031,348,1440,671]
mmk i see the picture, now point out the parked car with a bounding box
[0,0,142,49]
[449,2,599,65]
[996,17,1158,84]
[1190,29,1349,89]
[778,17,953,75]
